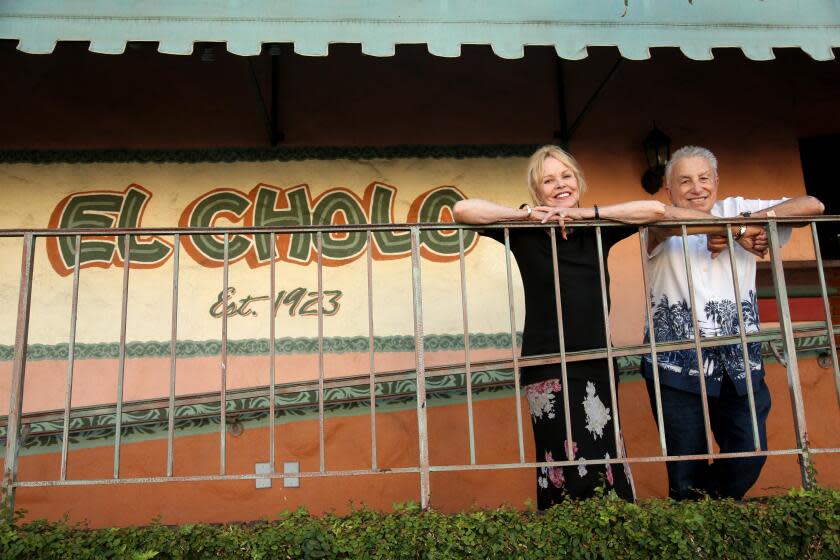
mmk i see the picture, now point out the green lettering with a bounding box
[188,191,252,261]
[252,186,312,263]
[58,193,122,268]
[419,187,475,255]
[369,184,411,256]
[312,191,367,260]
[116,186,172,265]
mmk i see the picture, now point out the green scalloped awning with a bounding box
[1,0,838,60]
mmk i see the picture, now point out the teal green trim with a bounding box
[3,369,516,455]
[0,333,522,361]
[3,1,838,61]
[0,145,536,164]
[2,332,828,363]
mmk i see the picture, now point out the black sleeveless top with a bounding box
[480,225,634,385]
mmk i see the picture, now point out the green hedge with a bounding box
[1,488,838,559]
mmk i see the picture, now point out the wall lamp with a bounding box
[641,124,672,194]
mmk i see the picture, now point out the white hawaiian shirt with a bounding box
[642,197,791,396]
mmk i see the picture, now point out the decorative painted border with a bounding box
[2,333,828,363]
[0,334,830,455]
[0,333,521,361]
[0,145,537,164]
[4,369,514,454]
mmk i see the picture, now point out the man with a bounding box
[642,145,824,500]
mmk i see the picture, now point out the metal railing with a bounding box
[0,216,838,512]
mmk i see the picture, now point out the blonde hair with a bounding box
[526,145,588,205]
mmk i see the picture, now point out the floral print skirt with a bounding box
[525,376,635,510]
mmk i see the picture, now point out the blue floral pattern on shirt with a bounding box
[645,290,762,384]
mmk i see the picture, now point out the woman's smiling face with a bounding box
[537,156,580,208]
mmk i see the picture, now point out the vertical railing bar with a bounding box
[679,226,714,456]
[409,228,431,509]
[113,234,130,479]
[316,231,326,473]
[60,235,81,481]
[639,228,668,455]
[767,220,812,487]
[458,229,476,465]
[366,231,378,470]
[2,234,36,514]
[809,223,840,408]
[268,233,277,472]
[594,227,623,460]
[220,233,229,476]
[548,227,574,461]
[503,228,526,463]
[724,227,762,451]
[166,235,180,477]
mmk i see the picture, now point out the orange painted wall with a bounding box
[5,359,837,527]
[2,349,509,415]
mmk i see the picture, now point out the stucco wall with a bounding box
[1,44,837,524]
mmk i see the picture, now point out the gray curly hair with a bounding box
[665,146,718,186]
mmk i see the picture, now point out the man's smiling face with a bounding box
[666,155,719,214]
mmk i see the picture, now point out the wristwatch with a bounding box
[734,211,752,240]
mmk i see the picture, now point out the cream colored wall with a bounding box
[0,159,520,346]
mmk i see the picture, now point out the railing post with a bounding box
[679,227,714,456]
[638,228,668,455]
[809,223,840,409]
[548,227,573,461]
[724,226,762,451]
[367,231,378,470]
[503,228,526,463]
[410,227,431,509]
[2,234,36,515]
[166,235,180,477]
[268,233,277,473]
[316,232,326,473]
[220,233,229,475]
[767,220,812,487]
[113,234,131,479]
[60,235,82,480]
[457,228,476,465]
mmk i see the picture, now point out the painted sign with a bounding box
[47,183,476,275]
[209,286,342,318]
[0,159,533,349]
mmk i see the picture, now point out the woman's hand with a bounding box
[533,206,592,239]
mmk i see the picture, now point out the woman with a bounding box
[452,145,665,509]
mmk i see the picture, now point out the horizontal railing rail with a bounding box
[0,214,838,237]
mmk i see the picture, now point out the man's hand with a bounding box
[707,226,768,259]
